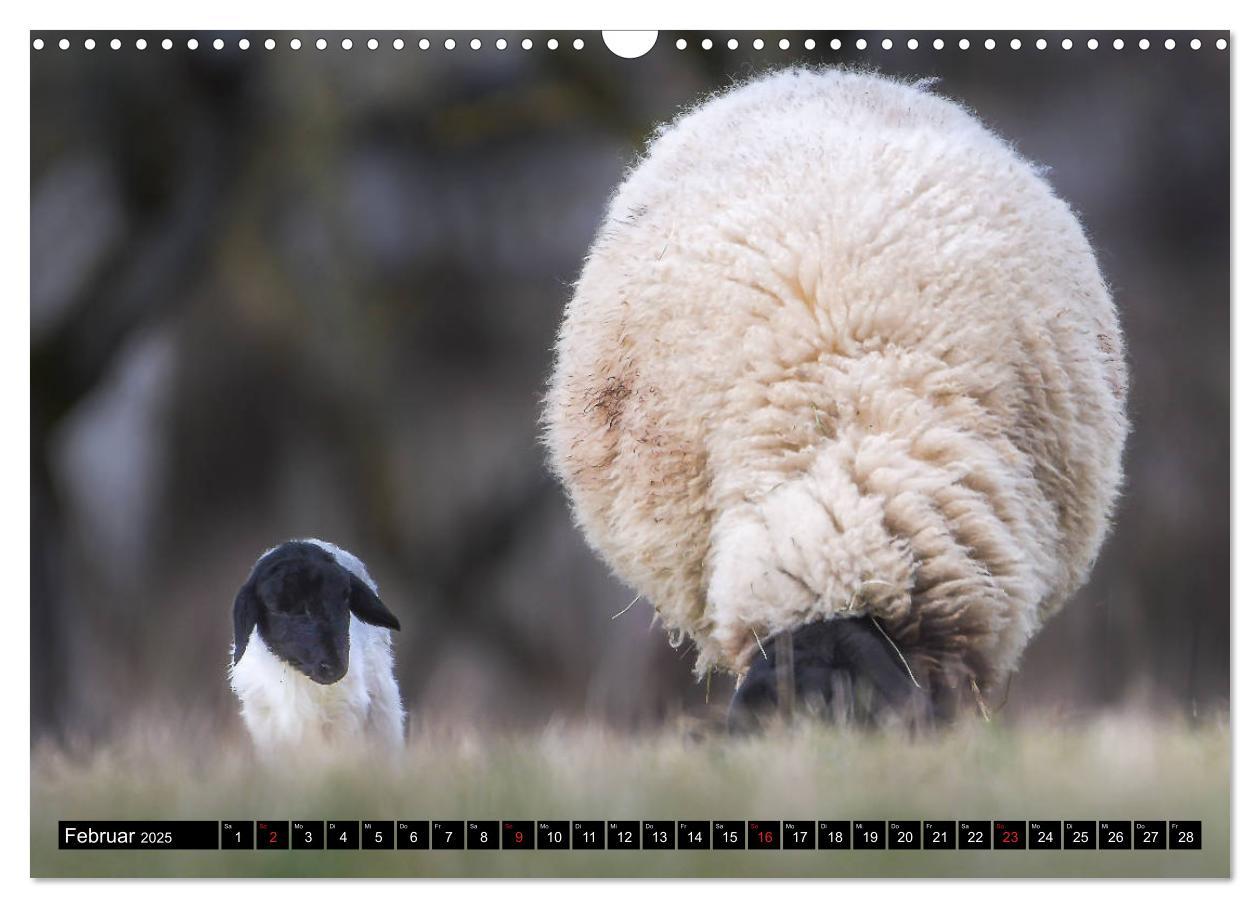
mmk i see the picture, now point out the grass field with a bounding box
[31,712,1230,878]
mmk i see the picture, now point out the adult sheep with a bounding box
[543,68,1128,725]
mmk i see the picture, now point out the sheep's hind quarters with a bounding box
[542,68,1130,729]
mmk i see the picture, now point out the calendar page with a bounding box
[29,28,1230,879]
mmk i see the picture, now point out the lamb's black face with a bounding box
[256,557,353,684]
[232,542,401,685]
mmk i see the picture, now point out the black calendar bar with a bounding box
[432,820,464,849]
[644,820,676,849]
[57,819,1204,850]
[538,820,570,849]
[502,820,534,850]
[924,821,956,850]
[748,820,781,850]
[819,820,852,849]
[1030,820,1062,850]
[889,820,921,850]
[59,821,219,850]
[854,820,887,850]
[783,820,815,850]
[679,820,711,849]
[398,821,429,849]
[257,820,288,850]
[994,820,1027,850]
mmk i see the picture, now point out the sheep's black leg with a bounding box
[728,616,926,731]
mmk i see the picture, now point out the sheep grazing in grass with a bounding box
[543,68,1129,727]
[229,539,405,754]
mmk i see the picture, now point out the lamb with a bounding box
[229,539,405,753]
[543,68,1129,725]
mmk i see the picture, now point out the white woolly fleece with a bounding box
[543,69,1128,694]
[228,539,405,754]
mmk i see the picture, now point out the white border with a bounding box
[4,1,1251,906]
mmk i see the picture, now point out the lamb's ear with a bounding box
[348,576,401,631]
[232,583,261,664]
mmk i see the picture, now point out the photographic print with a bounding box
[29,28,1230,878]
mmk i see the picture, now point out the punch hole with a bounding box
[1190,38,1201,50]
[573,38,584,50]
[496,38,507,50]
[1010,38,1021,50]
[752,38,764,50]
[831,38,842,50]
[445,38,456,50]
[1061,38,1073,50]
[393,38,404,50]
[1036,38,1047,50]
[289,38,301,50]
[856,38,868,50]
[189,38,200,50]
[316,38,327,50]
[368,38,379,50]
[111,38,122,50]
[958,38,970,50]
[675,38,687,50]
[1087,38,1098,50]
[263,38,274,50]
[420,38,431,49]
[602,30,658,58]
[84,38,96,50]
[984,38,996,50]
[342,38,354,51]
[1164,38,1176,50]
[520,38,532,50]
[237,38,248,50]
[1139,38,1150,50]
[779,38,790,50]
[932,38,943,50]
[470,38,482,50]
[881,38,892,50]
[213,38,223,50]
[1216,38,1228,50]
[727,38,739,50]
[906,38,918,50]
[58,38,69,50]
[701,38,712,50]
[805,38,816,50]
[1113,38,1124,50]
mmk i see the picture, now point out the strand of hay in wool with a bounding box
[970,677,992,722]
[751,626,768,661]
[993,674,1014,715]
[845,578,895,612]
[870,616,922,689]
[774,631,796,715]
[611,594,641,620]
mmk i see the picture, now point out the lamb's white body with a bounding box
[544,70,1129,697]
[229,539,404,753]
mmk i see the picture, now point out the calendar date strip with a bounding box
[59,819,1203,851]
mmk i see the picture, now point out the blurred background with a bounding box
[30,31,1230,744]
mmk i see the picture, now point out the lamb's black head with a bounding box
[232,541,400,684]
